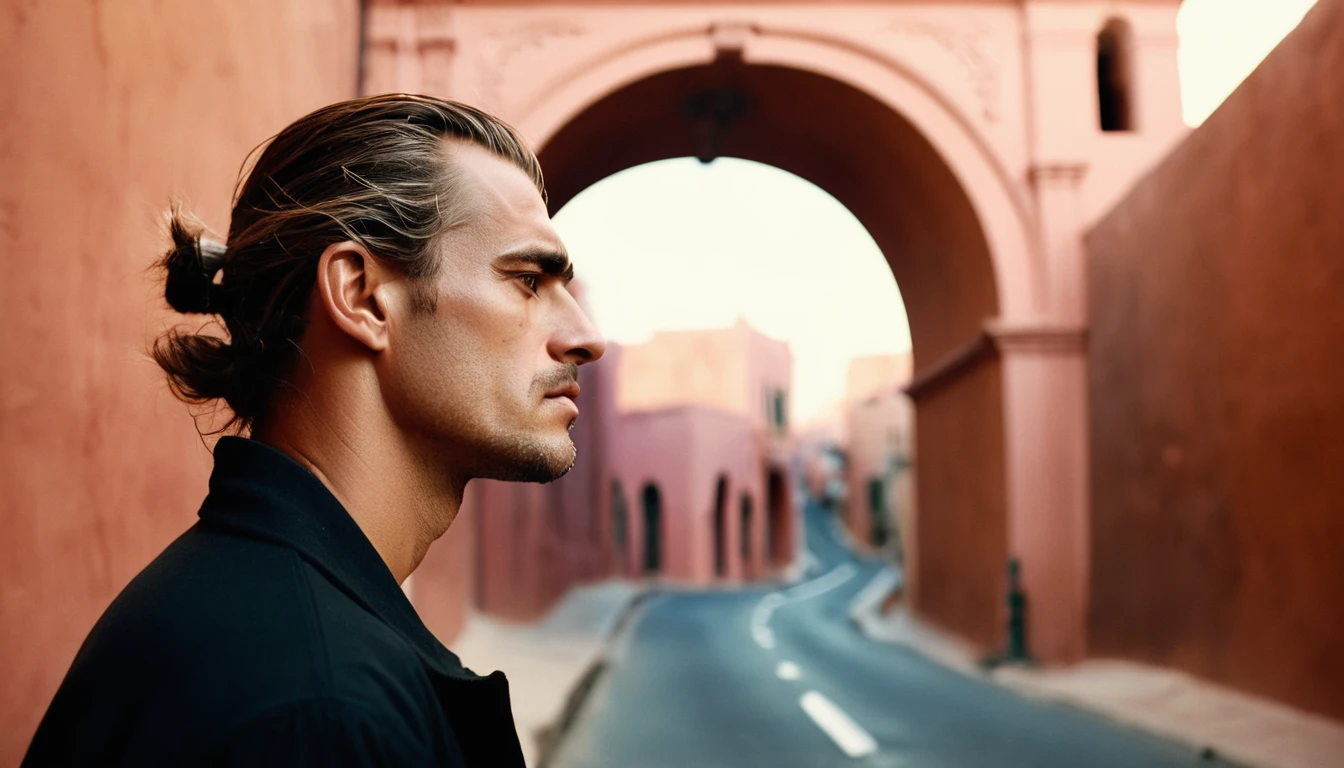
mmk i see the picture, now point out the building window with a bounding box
[713,476,728,577]
[1097,18,1135,132]
[740,494,753,562]
[763,387,787,430]
[642,483,662,574]
[611,480,628,549]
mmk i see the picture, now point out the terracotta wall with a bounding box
[908,357,1008,652]
[1086,0,1344,721]
[0,0,359,760]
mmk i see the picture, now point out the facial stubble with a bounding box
[483,363,581,483]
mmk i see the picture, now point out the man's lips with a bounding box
[544,382,581,400]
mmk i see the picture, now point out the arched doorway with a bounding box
[739,493,754,577]
[641,483,663,575]
[1097,18,1136,132]
[538,60,1010,649]
[713,475,728,579]
[611,479,629,576]
[766,469,789,568]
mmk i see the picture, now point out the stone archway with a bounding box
[536,55,1019,650]
[365,3,1187,664]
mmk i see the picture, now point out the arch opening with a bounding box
[541,59,1011,649]
[641,482,663,575]
[713,475,728,578]
[540,60,999,365]
[611,479,629,575]
[739,493,754,575]
[766,469,789,568]
[1098,18,1136,132]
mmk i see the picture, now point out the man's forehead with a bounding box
[444,141,557,239]
[445,142,542,210]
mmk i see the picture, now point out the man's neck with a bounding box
[253,399,464,585]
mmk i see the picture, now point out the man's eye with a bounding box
[518,274,541,294]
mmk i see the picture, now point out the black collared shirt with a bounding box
[23,437,525,767]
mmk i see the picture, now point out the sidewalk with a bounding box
[451,581,646,767]
[850,569,1344,768]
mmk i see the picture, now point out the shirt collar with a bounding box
[198,436,479,681]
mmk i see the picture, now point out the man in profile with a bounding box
[24,94,605,766]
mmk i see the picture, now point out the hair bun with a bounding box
[162,208,228,315]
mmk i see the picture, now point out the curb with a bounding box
[533,588,657,768]
[847,579,1344,768]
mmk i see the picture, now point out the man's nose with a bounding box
[549,291,607,365]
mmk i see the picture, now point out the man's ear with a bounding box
[315,241,399,353]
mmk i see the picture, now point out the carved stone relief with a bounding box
[473,20,587,112]
[362,4,456,97]
[886,20,1002,123]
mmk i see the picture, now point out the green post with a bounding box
[1005,558,1030,663]
[980,558,1033,669]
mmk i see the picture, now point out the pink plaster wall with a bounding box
[1086,0,1344,721]
[0,0,360,760]
[617,318,790,429]
[907,356,1009,652]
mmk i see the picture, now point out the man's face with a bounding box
[381,142,605,482]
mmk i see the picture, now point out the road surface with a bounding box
[548,501,1236,768]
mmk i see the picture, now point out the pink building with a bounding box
[841,354,915,559]
[607,320,796,585]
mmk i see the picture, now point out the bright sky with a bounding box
[1179,0,1318,126]
[553,1,1317,426]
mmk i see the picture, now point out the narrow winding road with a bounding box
[549,501,1238,768]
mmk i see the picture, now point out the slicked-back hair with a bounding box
[152,94,545,434]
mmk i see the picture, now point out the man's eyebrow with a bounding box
[495,248,575,283]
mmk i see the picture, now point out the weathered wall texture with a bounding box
[0,0,359,759]
[908,355,1008,652]
[1086,0,1344,721]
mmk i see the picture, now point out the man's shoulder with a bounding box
[98,522,326,659]
[96,521,414,690]
[26,523,446,765]
[189,693,448,766]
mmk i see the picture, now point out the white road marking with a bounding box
[799,690,879,759]
[750,593,785,649]
[776,660,802,680]
[849,566,902,619]
[785,562,858,602]
[801,549,821,575]
[750,563,858,651]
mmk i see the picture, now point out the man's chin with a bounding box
[481,434,577,484]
